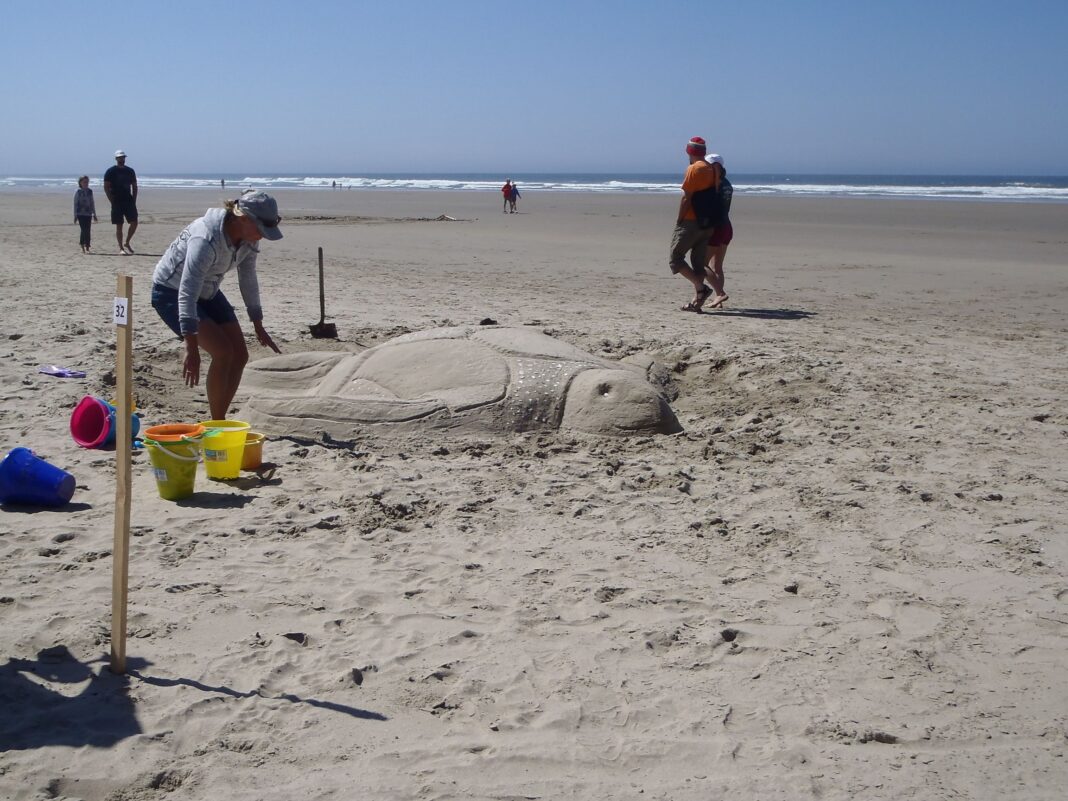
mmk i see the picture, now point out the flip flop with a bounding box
[39,365,86,378]
[680,302,704,313]
[706,294,729,310]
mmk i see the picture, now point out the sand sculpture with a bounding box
[242,326,681,436]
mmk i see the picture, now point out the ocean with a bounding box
[3,173,1067,203]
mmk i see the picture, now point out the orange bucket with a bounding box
[242,432,265,470]
[143,423,205,442]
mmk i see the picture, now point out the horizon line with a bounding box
[4,171,1068,179]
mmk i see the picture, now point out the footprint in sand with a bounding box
[867,597,941,639]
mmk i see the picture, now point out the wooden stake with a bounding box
[110,274,133,674]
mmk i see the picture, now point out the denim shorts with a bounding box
[151,284,237,339]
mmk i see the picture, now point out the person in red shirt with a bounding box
[669,137,716,312]
[502,180,513,213]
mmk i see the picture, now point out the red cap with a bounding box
[686,136,707,156]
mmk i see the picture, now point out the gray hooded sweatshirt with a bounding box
[151,207,263,336]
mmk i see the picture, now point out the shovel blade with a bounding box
[309,322,338,339]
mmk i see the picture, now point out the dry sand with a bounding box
[1,187,1066,800]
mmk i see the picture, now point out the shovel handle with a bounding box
[318,247,326,324]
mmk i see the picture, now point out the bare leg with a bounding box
[675,264,711,310]
[704,245,729,307]
[195,319,249,420]
[677,264,707,293]
[124,220,138,250]
[670,228,712,310]
[115,223,125,252]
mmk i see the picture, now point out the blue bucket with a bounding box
[0,447,76,507]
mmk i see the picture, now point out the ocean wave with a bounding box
[3,174,1067,202]
[741,182,1068,201]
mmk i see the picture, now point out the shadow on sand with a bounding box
[174,491,256,509]
[1,501,93,514]
[0,645,387,751]
[0,646,144,750]
[129,671,388,721]
[699,307,817,321]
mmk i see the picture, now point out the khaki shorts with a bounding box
[669,221,709,274]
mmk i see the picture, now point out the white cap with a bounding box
[114,150,126,158]
[707,153,724,167]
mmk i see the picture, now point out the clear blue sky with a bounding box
[2,0,1065,175]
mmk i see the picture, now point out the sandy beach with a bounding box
[1,187,1066,799]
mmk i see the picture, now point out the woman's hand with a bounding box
[183,336,200,387]
[253,320,281,353]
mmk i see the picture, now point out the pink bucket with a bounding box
[70,396,140,448]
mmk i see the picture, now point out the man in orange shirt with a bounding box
[669,136,716,312]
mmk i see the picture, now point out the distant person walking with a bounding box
[501,180,513,213]
[150,190,283,419]
[73,176,97,253]
[508,182,521,213]
[104,150,138,255]
[669,137,717,312]
[702,154,734,309]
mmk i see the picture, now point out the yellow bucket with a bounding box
[199,420,250,480]
[242,432,265,470]
[144,437,201,500]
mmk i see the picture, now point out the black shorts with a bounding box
[151,284,238,340]
[110,199,138,225]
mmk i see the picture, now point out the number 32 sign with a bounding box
[113,297,129,326]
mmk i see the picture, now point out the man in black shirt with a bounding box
[104,150,138,255]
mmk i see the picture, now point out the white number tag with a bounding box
[114,297,129,326]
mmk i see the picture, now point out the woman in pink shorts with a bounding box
[703,155,733,309]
